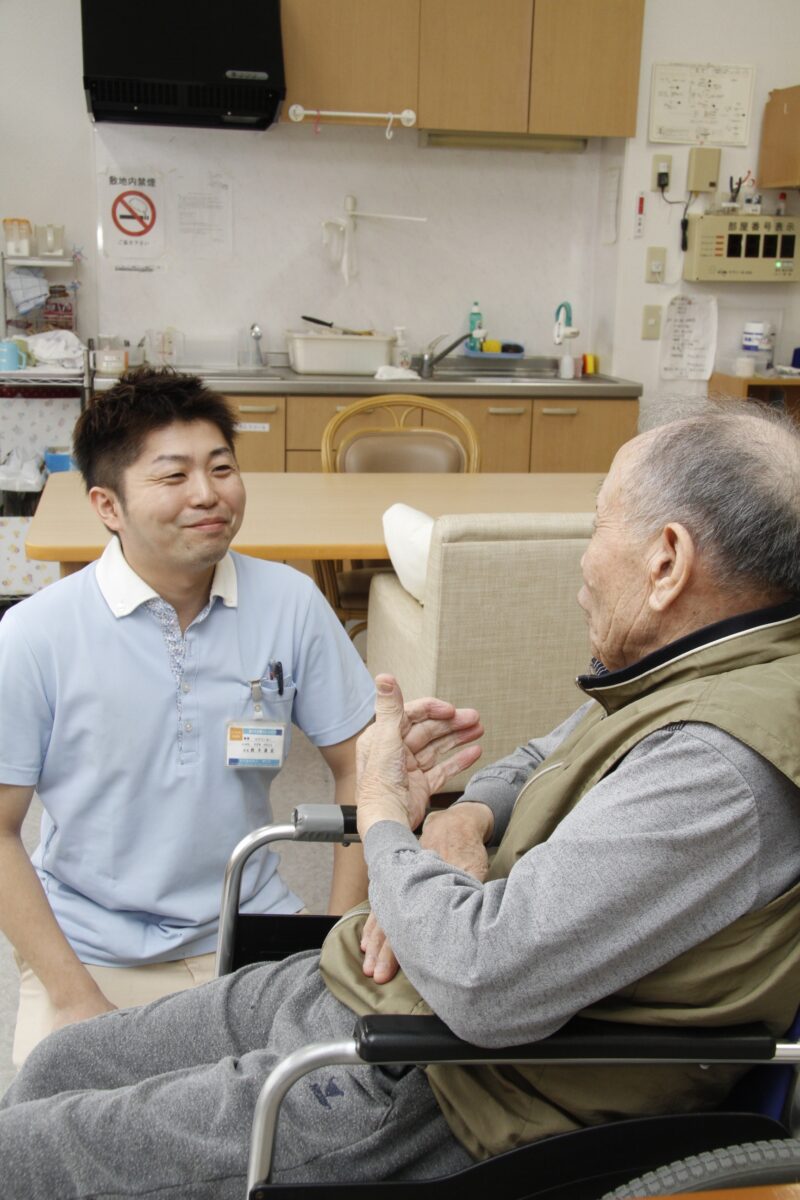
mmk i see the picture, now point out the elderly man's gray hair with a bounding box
[623,403,800,600]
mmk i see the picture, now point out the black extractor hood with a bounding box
[81,0,285,130]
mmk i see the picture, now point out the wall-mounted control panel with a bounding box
[683,212,796,282]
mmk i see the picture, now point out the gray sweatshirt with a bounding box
[362,704,800,1047]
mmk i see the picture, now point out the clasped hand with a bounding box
[355,674,491,983]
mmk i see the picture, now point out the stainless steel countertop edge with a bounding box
[93,370,642,399]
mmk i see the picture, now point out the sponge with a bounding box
[481,339,502,353]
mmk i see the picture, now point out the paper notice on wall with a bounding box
[99,169,165,261]
[659,295,718,381]
[173,172,233,259]
[649,63,754,146]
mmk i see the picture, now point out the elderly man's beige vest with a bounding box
[321,614,800,1159]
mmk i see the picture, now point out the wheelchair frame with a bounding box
[216,805,800,1199]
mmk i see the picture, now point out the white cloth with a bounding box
[373,365,420,380]
[382,502,434,603]
[25,330,86,369]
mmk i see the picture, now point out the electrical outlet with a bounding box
[651,154,672,192]
[642,305,662,340]
[645,246,667,283]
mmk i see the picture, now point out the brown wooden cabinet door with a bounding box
[423,397,532,472]
[286,395,423,468]
[530,399,638,473]
[418,0,534,133]
[758,85,800,188]
[529,0,644,137]
[281,0,420,120]
[226,396,286,472]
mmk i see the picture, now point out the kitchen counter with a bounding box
[93,363,642,399]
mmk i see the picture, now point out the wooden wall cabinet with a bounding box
[758,85,800,189]
[226,396,286,472]
[529,398,639,473]
[281,0,644,139]
[417,0,643,137]
[280,0,420,123]
[418,0,534,133]
[528,0,644,138]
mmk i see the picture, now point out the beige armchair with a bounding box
[367,511,594,791]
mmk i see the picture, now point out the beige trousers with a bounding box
[12,952,217,1070]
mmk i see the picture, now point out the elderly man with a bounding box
[1,404,799,1197]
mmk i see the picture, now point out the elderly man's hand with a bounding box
[355,674,483,839]
[361,801,494,983]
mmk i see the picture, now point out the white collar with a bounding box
[94,537,238,619]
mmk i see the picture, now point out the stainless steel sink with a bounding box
[427,355,559,382]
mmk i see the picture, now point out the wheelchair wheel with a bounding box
[601,1137,800,1197]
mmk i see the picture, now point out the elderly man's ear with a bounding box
[647,522,695,613]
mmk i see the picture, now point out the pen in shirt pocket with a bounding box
[268,660,284,696]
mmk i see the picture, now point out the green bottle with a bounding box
[468,301,483,351]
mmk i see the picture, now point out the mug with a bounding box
[36,224,65,257]
[0,340,28,370]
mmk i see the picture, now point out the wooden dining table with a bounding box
[25,470,604,575]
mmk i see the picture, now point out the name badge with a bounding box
[226,720,287,769]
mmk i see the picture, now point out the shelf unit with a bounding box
[1,252,80,337]
[1,252,93,409]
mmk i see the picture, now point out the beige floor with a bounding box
[0,729,337,1097]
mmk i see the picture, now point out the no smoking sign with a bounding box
[112,190,157,237]
[100,168,164,260]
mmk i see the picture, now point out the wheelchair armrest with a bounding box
[353,1014,778,1064]
[216,805,359,978]
[293,804,360,843]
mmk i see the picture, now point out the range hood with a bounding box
[81,0,285,131]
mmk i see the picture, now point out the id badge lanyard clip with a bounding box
[225,668,287,769]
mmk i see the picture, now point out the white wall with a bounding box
[90,121,607,364]
[3,0,800,429]
[612,0,800,427]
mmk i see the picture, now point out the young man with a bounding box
[0,368,375,1065]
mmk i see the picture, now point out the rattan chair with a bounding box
[316,395,480,638]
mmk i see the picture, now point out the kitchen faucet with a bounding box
[419,329,485,379]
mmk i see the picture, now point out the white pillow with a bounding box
[382,503,435,604]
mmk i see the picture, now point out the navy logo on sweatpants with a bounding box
[310,1076,345,1108]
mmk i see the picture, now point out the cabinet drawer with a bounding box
[286,395,421,452]
[423,397,532,472]
[226,395,286,473]
[530,399,638,473]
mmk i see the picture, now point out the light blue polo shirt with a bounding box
[0,542,375,966]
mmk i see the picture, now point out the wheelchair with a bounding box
[216,805,800,1200]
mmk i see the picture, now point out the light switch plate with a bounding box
[645,246,667,283]
[642,305,662,340]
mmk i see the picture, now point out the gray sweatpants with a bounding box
[0,950,473,1199]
